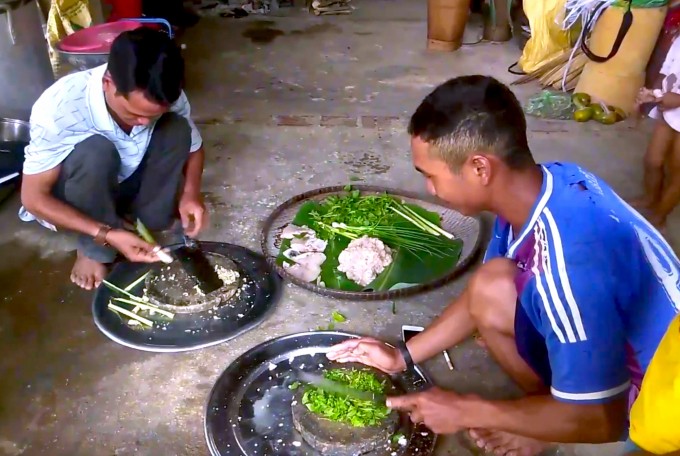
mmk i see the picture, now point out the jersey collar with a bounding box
[506,165,554,259]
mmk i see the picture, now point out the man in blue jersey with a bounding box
[327,76,680,455]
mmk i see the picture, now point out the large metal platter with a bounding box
[205,331,436,456]
[92,242,282,353]
[261,185,483,301]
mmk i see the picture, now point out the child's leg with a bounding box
[650,128,680,228]
[638,119,675,208]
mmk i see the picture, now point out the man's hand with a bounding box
[106,229,161,263]
[326,337,405,374]
[179,192,207,238]
[387,387,469,434]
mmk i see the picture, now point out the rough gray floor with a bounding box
[0,1,665,455]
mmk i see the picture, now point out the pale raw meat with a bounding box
[281,224,315,240]
[290,236,327,253]
[337,236,393,287]
[282,251,326,282]
[284,262,322,282]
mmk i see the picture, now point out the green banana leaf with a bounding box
[277,200,463,292]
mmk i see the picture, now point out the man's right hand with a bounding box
[106,229,161,263]
[326,337,406,374]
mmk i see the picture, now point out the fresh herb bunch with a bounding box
[301,368,390,427]
[307,188,459,258]
[309,190,395,238]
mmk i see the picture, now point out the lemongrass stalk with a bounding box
[103,279,146,302]
[399,204,455,240]
[112,298,174,319]
[136,219,173,264]
[135,219,156,243]
[124,271,150,292]
[390,207,440,236]
[108,303,153,326]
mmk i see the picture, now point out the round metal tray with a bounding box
[261,185,483,301]
[92,242,282,353]
[204,331,436,456]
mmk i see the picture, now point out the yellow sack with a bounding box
[47,0,92,72]
[518,0,573,73]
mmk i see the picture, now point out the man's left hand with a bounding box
[387,387,469,434]
[179,192,207,238]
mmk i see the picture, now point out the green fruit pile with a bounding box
[572,93,626,125]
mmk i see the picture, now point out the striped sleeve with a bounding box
[171,91,203,153]
[525,209,630,403]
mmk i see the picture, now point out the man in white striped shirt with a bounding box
[20,28,207,290]
[328,76,679,455]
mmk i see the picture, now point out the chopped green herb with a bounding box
[343,184,352,192]
[302,368,390,427]
[391,300,397,315]
[331,311,347,323]
[327,322,335,330]
[289,381,301,390]
[390,432,405,444]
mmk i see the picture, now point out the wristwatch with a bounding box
[396,340,415,372]
[94,225,112,246]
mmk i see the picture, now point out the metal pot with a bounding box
[0,117,29,202]
[0,117,30,143]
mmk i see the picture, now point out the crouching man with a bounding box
[327,76,679,455]
[20,27,207,290]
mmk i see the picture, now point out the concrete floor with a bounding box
[0,1,666,455]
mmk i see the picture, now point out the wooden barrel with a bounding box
[427,0,471,51]
[575,5,667,114]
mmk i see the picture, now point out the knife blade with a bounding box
[173,240,223,294]
[298,371,386,404]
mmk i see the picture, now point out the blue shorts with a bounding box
[515,301,632,442]
[515,302,552,387]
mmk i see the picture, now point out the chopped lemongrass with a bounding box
[152,246,174,264]
[124,271,150,292]
[102,279,146,302]
[112,298,174,319]
[108,303,153,326]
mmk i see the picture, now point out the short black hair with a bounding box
[408,75,534,170]
[107,27,184,105]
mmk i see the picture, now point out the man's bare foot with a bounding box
[71,251,108,290]
[468,429,551,456]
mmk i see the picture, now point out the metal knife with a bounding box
[173,237,223,294]
[298,371,386,405]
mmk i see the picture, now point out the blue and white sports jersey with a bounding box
[485,162,680,404]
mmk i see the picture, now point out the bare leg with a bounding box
[649,129,680,229]
[465,258,551,456]
[633,119,674,209]
[467,258,545,394]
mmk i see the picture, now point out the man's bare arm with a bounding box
[182,146,204,199]
[406,286,476,364]
[464,394,628,443]
[21,167,107,236]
